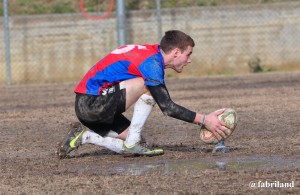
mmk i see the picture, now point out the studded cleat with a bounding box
[122,143,164,157]
[56,122,87,159]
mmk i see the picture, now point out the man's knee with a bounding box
[139,94,156,107]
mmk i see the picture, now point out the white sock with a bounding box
[82,130,124,153]
[125,94,155,147]
[105,130,119,138]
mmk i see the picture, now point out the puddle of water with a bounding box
[98,155,300,175]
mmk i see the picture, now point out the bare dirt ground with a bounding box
[1,72,299,194]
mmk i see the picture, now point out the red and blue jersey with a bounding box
[74,44,165,95]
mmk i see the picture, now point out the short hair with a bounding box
[160,30,195,54]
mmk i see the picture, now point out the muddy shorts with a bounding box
[75,82,130,136]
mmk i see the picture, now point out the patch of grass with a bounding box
[210,0,218,6]
[264,66,277,72]
[12,0,46,15]
[5,0,299,15]
[198,0,207,6]
[52,2,75,13]
[248,57,277,73]
[33,3,46,14]
[126,0,141,10]
[182,0,191,7]
[170,0,178,6]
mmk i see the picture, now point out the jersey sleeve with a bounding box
[138,53,165,86]
[148,84,196,123]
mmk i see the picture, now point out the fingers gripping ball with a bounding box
[200,108,238,144]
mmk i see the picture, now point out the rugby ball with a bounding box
[200,108,237,144]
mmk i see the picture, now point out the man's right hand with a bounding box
[203,108,230,141]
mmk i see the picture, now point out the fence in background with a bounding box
[1,1,300,84]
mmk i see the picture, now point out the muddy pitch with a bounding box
[1,72,299,194]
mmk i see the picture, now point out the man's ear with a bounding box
[172,48,180,58]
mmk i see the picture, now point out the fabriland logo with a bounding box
[249,180,295,188]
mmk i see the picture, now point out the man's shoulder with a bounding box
[135,44,160,54]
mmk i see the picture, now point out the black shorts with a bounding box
[75,82,130,136]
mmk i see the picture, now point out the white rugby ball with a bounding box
[200,108,237,144]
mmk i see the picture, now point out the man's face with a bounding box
[172,46,193,73]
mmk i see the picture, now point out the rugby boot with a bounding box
[56,122,87,159]
[122,143,164,157]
